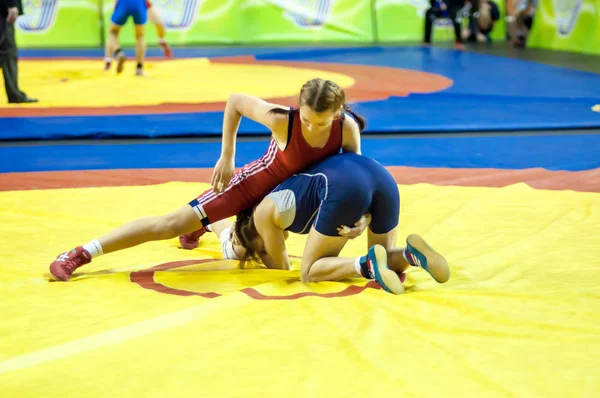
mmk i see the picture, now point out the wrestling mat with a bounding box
[1,173,599,396]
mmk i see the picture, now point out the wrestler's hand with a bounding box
[338,213,371,239]
[211,155,234,194]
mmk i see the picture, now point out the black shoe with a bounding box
[8,97,38,104]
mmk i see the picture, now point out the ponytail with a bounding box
[342,103,366,132]
[234,207,262,269]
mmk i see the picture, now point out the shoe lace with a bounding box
[61,251,89,274]
[64,258,83,274]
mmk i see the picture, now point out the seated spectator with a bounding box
[463,0,501,43]
[424,0,468,50]
[512,0,536,47]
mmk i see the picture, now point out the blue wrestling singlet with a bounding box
[265,153,400,236]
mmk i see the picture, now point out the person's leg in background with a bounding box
[2,21,36,103]
[0,18,6,76]
[464,13,478,42]
[146,3,172,58]
[104,23,126,73]
[513,10,527,47]
[132,3,147,76]
[521,14,534,44]
[134,24,146,76]
[424,7,442,45]
[477,5,493,42]
[513,1,534,47]
[104,2,128,73]
[476,0,500,42]
[449,4,465,50]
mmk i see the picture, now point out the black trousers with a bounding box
[0,21,26,102]
[424,6,464,44]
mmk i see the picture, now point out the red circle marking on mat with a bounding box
[130,259,222,298]
[0,56,453,117]
[130,259,382,300]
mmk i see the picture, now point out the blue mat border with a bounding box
[3,46,600,140]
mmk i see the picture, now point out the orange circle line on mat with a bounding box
[0,55,453,117]
[1,167,598,193]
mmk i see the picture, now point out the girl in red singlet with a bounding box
[49,78,366,282]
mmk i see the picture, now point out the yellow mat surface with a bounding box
[0,59,354,108]
[1,182,599,397]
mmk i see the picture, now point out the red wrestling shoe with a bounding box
[179,227,208,250]
[158,40,173,59]
[49,246,92,282]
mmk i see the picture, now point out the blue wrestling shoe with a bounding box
[405,234,449,283]
[366,244,405,295]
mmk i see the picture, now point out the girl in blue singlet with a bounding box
[210,153,449,294]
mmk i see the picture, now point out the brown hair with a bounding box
[269,78,366,132]
[233,207,263,269]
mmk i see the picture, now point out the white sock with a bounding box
[354,257,363,277]
[104,57,112,63]
[83,239,104,258]
[158,38,166,44]
[206,224,213,232]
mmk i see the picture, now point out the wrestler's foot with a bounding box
[363,244,405,295]
[49,246,92,282]
[405,234,449,283]
[158,39,173,59]
[179,227,208,250]
[114,49,126,74]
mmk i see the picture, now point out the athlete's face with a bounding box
[231,229,266,257]
[231,227,289,262]
[299,105,338,135]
